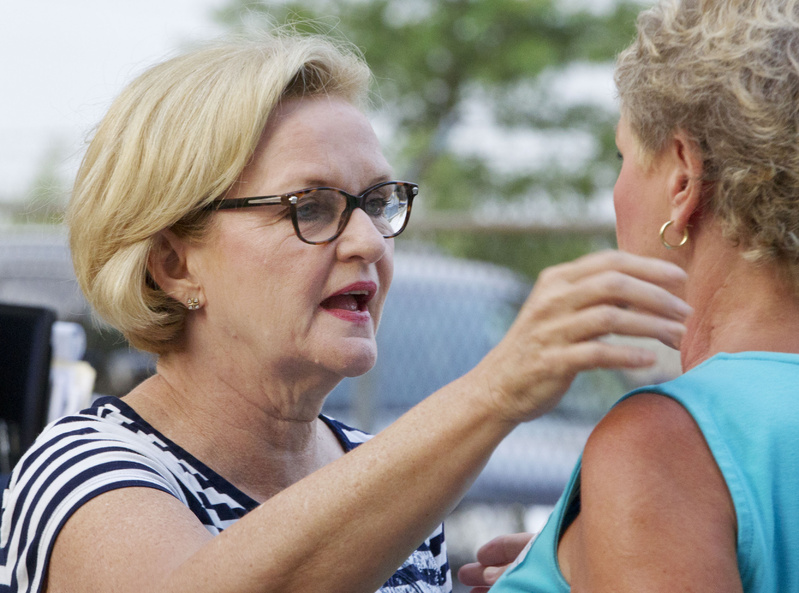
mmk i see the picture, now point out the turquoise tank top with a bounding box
[491,352,799,592]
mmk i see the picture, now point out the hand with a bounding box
[458,532,536,592]
[469,250,691,423]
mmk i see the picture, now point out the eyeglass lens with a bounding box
[294,183,411,243]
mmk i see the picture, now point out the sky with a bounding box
[0,0,619,223]
[0,0,228,202]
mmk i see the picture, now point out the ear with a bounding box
[666,130,704,231]
[148,229,203,306]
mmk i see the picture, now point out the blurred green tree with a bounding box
[215,0,643,278]
[13,139,70,225]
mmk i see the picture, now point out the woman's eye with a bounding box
[295,197,338,224]
[296,201,324,221]
[364,196,389,217]
[616,150,624,161]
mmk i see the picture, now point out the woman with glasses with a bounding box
[461,1,799,591]
[0,33,689,593]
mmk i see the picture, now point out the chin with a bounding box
[332,341,378,378]
[338,355,377,378]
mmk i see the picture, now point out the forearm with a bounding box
[46,251,690,593]
[162,251,692,593]
[165,372,515,593]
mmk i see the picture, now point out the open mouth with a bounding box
[320,282,376,315]
[320,290,371,312]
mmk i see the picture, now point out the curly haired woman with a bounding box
[463,1,799,591]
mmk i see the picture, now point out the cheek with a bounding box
[612,167,644,252]
[374,246,395,323]
[613,165,632,216]
[379,243,394,286]
[613,172,631,228]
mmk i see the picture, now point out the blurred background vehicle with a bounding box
[0,227,681,584]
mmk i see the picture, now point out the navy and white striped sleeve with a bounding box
[321,416,452,593]
[0,416,184,593]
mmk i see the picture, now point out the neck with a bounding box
[679,224,799,370]
[123,350,345,503]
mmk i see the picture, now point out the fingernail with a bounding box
[663,261,688,277]
[668,324,686,349]
[633,349,657,365]
[484,566,503,583]
[670,299,693,320]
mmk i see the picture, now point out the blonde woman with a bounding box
[0,32,689,593]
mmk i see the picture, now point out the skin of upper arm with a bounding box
[559,394,742,593]
[45,487,214,593]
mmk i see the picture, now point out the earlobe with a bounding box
[148,230,202,305]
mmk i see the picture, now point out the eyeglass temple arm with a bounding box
[209,195,290,210]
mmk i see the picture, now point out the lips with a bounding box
[320,281,376,321]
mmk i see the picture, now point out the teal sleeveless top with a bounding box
[491,352,799,593]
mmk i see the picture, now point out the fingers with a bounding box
[457,532,535,589]
[534,304,687,351]
[456,561,485,587]
[476,532,535,566]
[457,562,506,589]
[564,271,691,321]
[515,250,691,350]
[544,337,658,371]
[550,249,687,294]
[525,252,690,323]
[472,250,691,424]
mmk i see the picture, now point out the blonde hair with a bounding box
[615,0,799,278]
[68,32,371,353]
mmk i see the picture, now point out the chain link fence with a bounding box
[0,226,682,585]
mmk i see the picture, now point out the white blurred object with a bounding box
[51,321,87,361]
[524,505,555,535]
[444,503,528,564]
[47,322,96,422]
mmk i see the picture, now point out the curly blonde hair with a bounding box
[615,0,799,276]
[68,32,371,354]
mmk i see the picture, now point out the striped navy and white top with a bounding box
[0,396,451,593]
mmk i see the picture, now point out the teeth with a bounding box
[345,290,369,296]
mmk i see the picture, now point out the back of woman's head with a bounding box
[615,0,799,273]
[68,31,371,354]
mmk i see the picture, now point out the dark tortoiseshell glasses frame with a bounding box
[204,180,418,245]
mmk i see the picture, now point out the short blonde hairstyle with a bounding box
[615,0,799,277]
[68,32,372,353]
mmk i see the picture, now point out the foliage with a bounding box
[214,0,644,277]
[420,227,617,280]
[12,140,69,225]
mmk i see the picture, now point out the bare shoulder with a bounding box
[562,393,742,593]
[46,487,212,593]
[585,392,705,466]
[581,392,736,529]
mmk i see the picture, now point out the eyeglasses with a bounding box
[205,180,417,245]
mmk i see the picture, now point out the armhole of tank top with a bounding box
[558,471,581,543]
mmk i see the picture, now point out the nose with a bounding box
[335,207,389,263]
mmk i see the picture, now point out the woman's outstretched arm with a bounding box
[45,251,691,593]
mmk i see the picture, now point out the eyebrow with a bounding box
[290,175,394,192]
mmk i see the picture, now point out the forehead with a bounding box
[260,96,388,179]
[270,95,371,137]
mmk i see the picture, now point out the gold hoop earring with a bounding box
[186,297,201,310]
[659,220,689,250]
